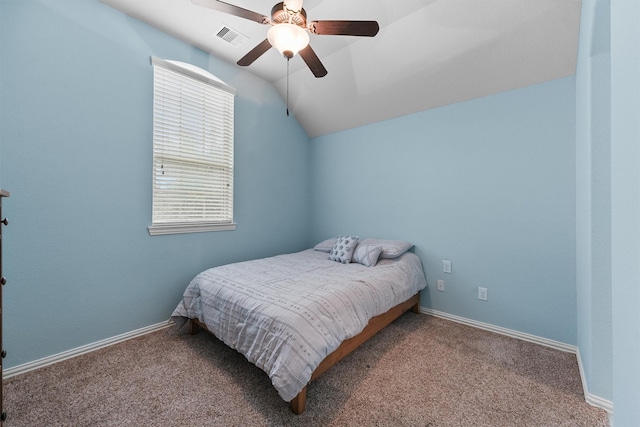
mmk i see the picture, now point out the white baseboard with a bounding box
[422,308,614,419]
[575,347,614,415]
[422,308,576,352]
[3,320,172,379]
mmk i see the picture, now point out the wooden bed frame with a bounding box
[188,292,421,414]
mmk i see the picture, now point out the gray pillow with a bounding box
[329,235,359,264]
[352,244,383,267]
[313,238,337,253]
[359,239,413,259]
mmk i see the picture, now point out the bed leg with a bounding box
[188,319,200,335]
[290,386,307,415]
[411,300,420,314]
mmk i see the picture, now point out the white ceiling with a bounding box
[100,0,582,138]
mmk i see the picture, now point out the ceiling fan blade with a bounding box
[237,39,272,66]
[299,45,328,78]
[309,20,379,37]
[191,0,269,25]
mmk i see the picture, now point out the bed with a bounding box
[171,238,428,414]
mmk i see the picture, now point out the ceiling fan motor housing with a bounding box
[271,2,307,27]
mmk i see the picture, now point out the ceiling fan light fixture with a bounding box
[267,23,309,58]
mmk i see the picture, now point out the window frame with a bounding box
[148,57,236,236]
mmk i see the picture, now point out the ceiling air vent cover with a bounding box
[216,25,248,46]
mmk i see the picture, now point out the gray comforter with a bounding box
[171,249,427,401]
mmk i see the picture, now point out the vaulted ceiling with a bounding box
[100,0,582,137]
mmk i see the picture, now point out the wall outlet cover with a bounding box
[442,259,452,274]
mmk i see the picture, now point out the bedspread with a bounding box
[171,249,427,401]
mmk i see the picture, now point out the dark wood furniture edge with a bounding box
[0,190,8,425]
[188,292,421,415]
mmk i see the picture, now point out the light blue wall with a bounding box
[0,0,310,369]
[611,1,640,425]
[0,0,3,192]
[310,78,577,344]
[575,0,613,402]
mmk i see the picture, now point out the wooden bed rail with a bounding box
[290,293,420,414]
[189,293,421,415]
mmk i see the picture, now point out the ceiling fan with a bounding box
[192,0,380,78]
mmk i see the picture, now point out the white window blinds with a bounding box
[149,57,236,235]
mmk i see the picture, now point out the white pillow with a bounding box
[329,236,359,264]
[359,239,413,259]
[352,244,383,267]
[313,238,337,253]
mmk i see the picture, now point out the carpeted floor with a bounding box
[4,314,608,426]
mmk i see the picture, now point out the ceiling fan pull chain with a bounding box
[286,57,290,117]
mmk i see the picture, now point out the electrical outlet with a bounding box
[478,287,488,301]
[437,280,445,292]
[442,259,452,274]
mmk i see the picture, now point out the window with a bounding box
[149,57,236,236]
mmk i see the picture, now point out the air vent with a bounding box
[216,25,248,46]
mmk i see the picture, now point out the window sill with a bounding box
[148,222,237,236]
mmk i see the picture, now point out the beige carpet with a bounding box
[4,314,608,426]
